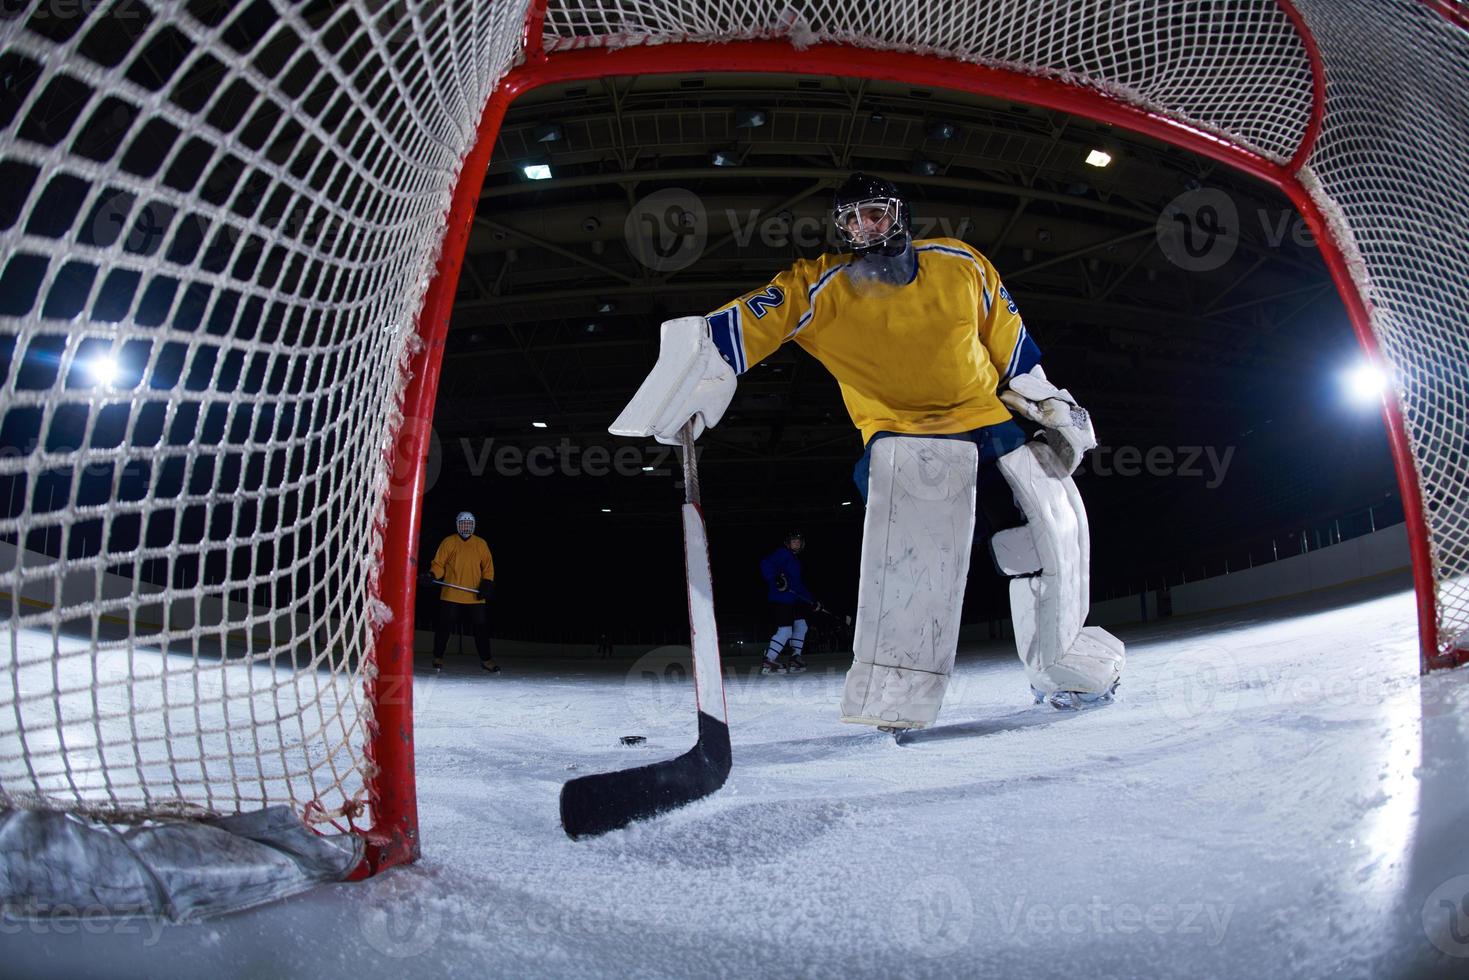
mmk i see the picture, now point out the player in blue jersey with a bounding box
[758,531,817,675]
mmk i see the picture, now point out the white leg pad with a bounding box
[841,438,977,730]
[997,441,1125,695]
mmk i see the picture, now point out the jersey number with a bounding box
[744,286,785,319]
[998,285,1018,315]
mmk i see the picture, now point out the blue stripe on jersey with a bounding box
[790,262,851,339]
[915,243,981,266]
[1003,325,1043,383]
[707,307,746,374]
[917,242,991,298]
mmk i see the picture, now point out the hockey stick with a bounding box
[560,423,731,838]
[808,603,854,628]
[425,580,479,594]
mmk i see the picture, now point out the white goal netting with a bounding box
[1,0,1465,847]
[0,0,532,830]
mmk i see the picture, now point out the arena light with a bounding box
[521,160,553,180]
[734,107,767,128]
[532,123,562,142]
[711,148,741,167]
[85,355,120,385]
[1085,148,1113,167]
[1343,361,1389,405]
[532,420,549,428]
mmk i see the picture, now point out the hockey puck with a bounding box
[619,735,646,746]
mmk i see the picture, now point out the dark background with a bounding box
[415,73,1400,646]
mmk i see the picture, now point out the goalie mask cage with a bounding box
[0,0,1465,878]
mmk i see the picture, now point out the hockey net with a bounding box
[0,0,1465,881]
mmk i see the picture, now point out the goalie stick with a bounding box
[559,423,732,838]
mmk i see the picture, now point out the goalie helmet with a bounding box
[456,511,475,538]
[833,172,912,258]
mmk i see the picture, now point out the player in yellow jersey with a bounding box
[420,511,500,674]
[613,173,1124,729]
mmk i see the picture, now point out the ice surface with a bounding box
[5,572,1469,979]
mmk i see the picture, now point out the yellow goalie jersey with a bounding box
[705,238,1042,444]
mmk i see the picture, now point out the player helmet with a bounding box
[456,511,475,538]
[833,172,912,257]
[784,530,805,553]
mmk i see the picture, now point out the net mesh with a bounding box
[0,0,530,824]
[541,0,1317,162]
[2,0,1466,833]
[1287,0,1469,655]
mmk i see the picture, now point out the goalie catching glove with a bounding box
[999,365,1097,475]
[610,316,736,445]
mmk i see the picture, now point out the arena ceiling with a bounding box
[425,71,1395,628]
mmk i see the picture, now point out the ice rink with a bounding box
[6,572,1469,980]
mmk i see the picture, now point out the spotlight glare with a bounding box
[522,163,553,180]
[1343,362,1388,404]
[87,356,120,385]
[532,420,549,429]
[1085,149,1113,168]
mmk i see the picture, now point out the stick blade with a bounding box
[559,712,731,839]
